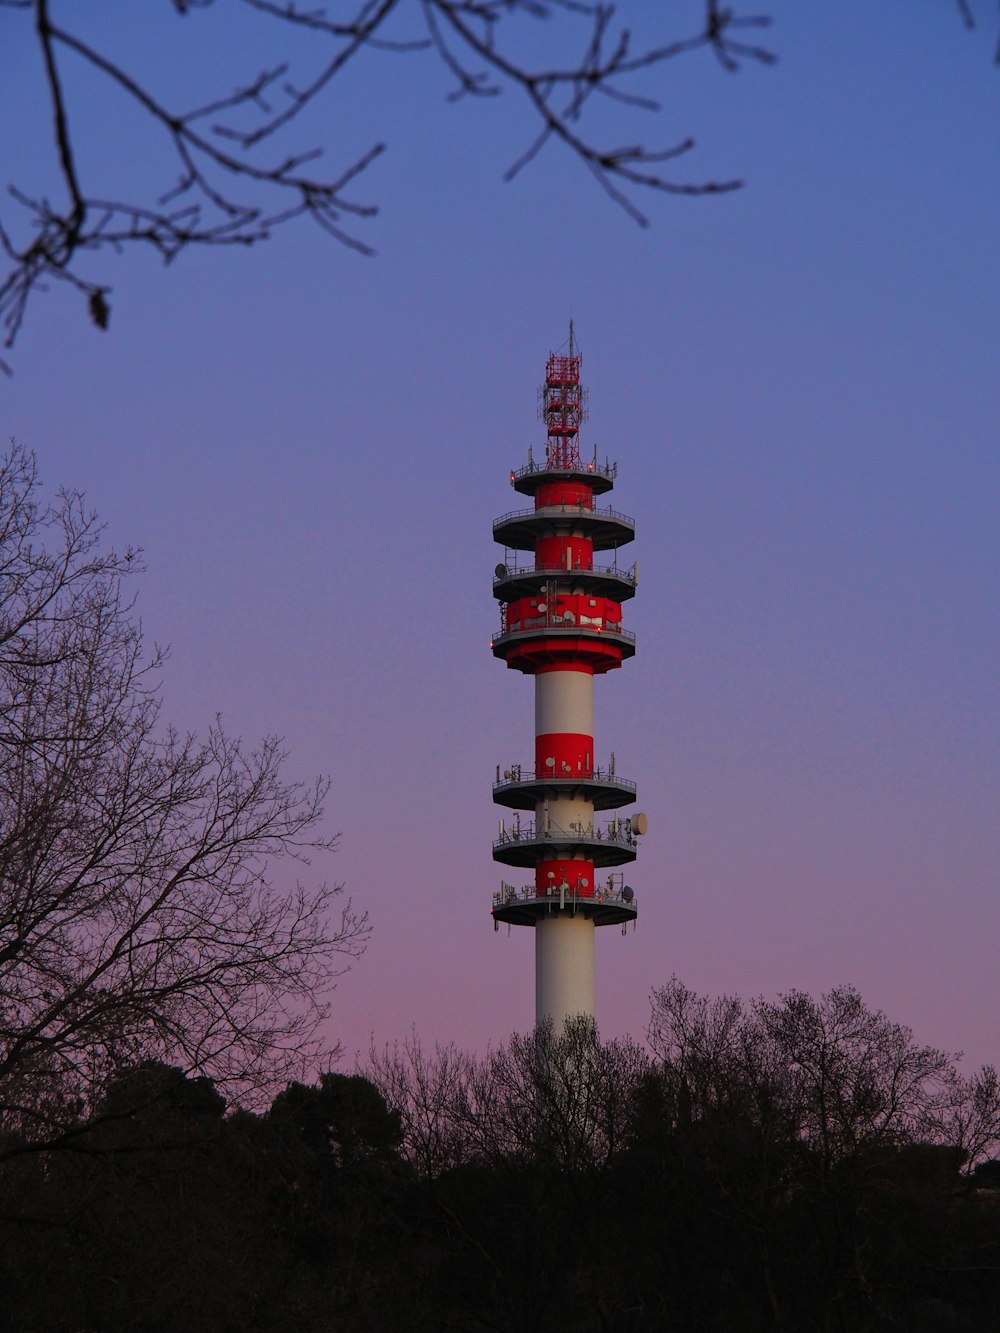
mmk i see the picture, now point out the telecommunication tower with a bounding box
[491,330,644,1029]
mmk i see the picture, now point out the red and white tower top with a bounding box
[491,329,643,1030]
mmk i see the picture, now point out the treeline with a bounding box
[3,984,1000,1332]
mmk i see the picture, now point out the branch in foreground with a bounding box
[1,1,776,365]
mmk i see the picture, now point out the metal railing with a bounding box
[492,560,637,587]
[492,502,634,528]
[494,614,635,643]
[511,458,617,483]
[493,882,637,909]
[493,765,636,793]
[493,819,638,850]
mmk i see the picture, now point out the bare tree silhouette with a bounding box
[0,441,368,1151]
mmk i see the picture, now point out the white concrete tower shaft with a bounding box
[533,668,596,1025]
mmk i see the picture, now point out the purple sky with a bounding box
[4,3,999,1073]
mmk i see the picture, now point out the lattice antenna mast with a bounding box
[539,324,589,470]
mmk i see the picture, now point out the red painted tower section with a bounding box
[491,330,642,1028]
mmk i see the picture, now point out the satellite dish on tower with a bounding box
[622,885,634,903]
[495,563,507,578]
[629,813,648,836]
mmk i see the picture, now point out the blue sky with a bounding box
[3,2,999,1070]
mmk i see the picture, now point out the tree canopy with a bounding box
[5,995,1000,1330]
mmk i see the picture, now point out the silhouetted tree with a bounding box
[368,1030,475,1177]
[372,1019,655,1331]
[268,1070,403,1169]
[0,1065,257,1333]
[0,442,367,1156]
[1,998,999,1332]
[641,978,1000,1331]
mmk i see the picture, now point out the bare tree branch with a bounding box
[0,442,368,1149]
[1,1,779,367]
[647,978,1000,1170]
[1,2,993,367]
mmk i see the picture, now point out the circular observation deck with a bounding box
[492,885,637,928]
[493,823,639,869]
[493,767,637,813]
[493,562,636,603]
[491,623,634,673]
[493,504,634,552]
[511,461,616,498]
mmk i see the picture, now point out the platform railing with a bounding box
[494,611,635,642]
[511,458,617,483]
[492,882,637,909]
[493,766,636,794]
[493,819,638,850]
[492,560,637,587]
[492,502,634,527]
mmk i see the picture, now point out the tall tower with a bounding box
[491,331,643,1029]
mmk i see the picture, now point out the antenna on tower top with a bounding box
[540,326,587,470]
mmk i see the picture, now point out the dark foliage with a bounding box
[2,993,1000,1330]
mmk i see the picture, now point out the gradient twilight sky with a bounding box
[3,3,999,1072]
